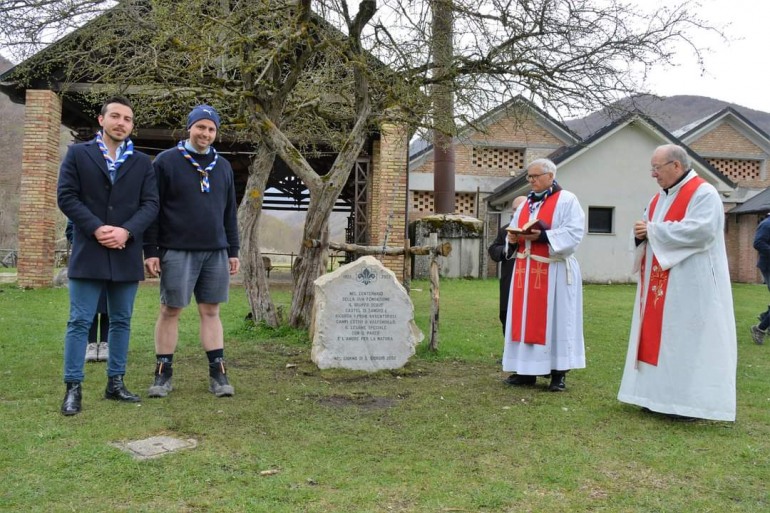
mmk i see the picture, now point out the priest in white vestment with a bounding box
[502,159,586,391]
[618,144,736,422]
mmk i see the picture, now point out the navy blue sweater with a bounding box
[144,146,239,258]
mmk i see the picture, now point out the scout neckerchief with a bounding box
[637,174,706,366]
[95,131,133,184]
[177,140,217,193]
[509,188,561,345]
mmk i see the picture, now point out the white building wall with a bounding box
[557,125,669,283]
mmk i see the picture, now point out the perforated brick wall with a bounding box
[411,111,566,179]
[411,191,476,216]
[707,158,761,181]
[472,147,524,174]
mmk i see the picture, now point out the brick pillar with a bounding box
[18,90,61,288]
[368,120,408,280]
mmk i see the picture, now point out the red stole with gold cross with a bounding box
[509,191,561,344]
[637,176,706,365]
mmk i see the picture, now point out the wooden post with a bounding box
[403,237,411,294]
[428,233,440,352]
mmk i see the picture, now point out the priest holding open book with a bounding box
[501,159,586,391]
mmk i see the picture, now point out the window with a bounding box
[588,207,613,234]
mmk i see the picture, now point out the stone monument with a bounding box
[310,256,423,371]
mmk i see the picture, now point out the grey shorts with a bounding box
[159,249,230,307]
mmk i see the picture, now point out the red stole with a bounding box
[637,176,705,365]
[509,191,561,344]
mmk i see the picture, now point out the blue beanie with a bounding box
[186,104,221,129]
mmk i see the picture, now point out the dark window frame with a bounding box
[588,206,614,234]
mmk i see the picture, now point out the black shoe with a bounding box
[209,358,235,397]
[147,360,173,398]
[641,407,696,422]
[104,375,141,402]
[662,413,697,422]
[504,374,537,386]
[548,372,566,392]
[61,382,82,416]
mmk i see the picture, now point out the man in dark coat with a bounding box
[488,196,527,332]
[751,214,770,344]
[57,96,159,415]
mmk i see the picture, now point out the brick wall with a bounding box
[412,113,565,179]
[17,90,61,288]
[689,122,770,187]
[689,123,767,157]
[369,121,408,279]
[727,213,763,283]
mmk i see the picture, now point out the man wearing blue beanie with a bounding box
[186,104,221,130]
[143,104,240,398]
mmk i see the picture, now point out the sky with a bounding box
[2,0,769,114]
[643,0,770,113]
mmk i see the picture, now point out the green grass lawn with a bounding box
[1,280,769,512]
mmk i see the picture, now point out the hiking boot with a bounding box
[209,358,234,397]
[148,360,173,398]
[104,375,141,402]
[96,342,109,362]
[750,324,766,345]
[85,343,98,362]
[61,382,82,416]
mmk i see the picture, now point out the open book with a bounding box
[505,218,549,235]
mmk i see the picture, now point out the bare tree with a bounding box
[2,0,720,328]
[0,0,112,60]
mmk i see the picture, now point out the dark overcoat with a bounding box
[488,227,517,330]
[57,140,159,282]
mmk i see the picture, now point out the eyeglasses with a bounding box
[526,173,548,181]
[650,160,675,173]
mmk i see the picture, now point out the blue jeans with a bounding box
[63,279,139,382]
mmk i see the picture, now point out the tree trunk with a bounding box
[237,145,280,327]
[288,188,336,328]
[249,55,372,330]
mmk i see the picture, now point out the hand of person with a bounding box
[144,257,161,277]
[519,229,541,241]
[229,257,240,276]
[94,225,130,249]
[634,220,648,240]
